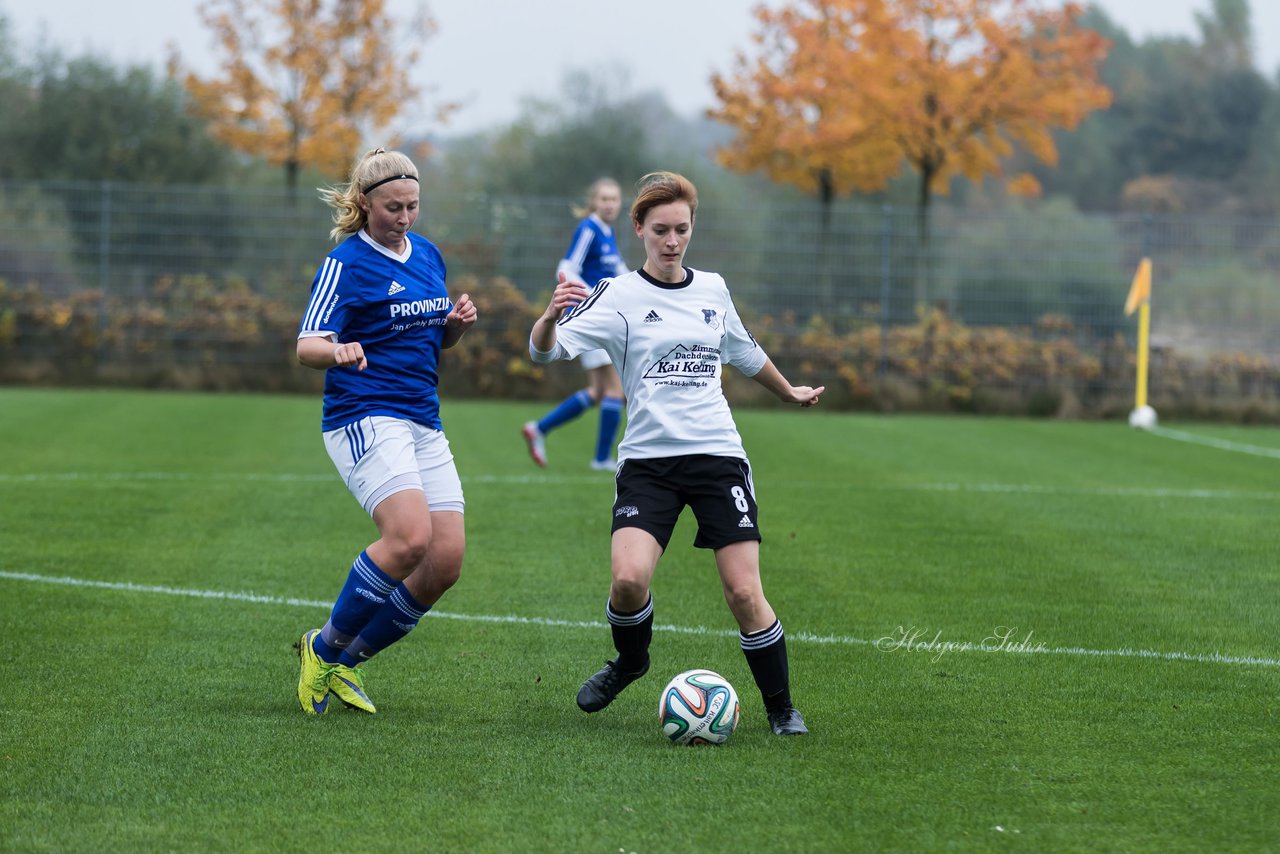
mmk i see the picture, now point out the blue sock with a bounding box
[340,584,431,665]
[538,389,593,434]
[595,396,623,463]
[313,551,397,662]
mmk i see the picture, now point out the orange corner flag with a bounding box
[1124,257,1151,316]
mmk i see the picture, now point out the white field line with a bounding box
[0,471,334,483]
[2,570,1277,670]
[1149,426,1280,460]
[891,482,1280,499]
[1,470,1278,500]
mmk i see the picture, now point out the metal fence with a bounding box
[2,179,1278,412]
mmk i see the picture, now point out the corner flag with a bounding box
[1124,257,1151,316]
[1125,257,1155,425]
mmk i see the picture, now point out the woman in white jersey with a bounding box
[522,177,628,471]
[529,171,823,735]
[293,148,478,716]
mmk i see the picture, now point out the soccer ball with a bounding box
[658,669,740,746]
[1128,405,1158,430]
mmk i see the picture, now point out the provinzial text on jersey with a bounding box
[389,297,452,318]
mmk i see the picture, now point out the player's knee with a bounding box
[402,540,458,598]
[384,526,431,570]
[722,581,765,616]
[434,566,461,593]
[430,546,464,590]
[610,573,650,606]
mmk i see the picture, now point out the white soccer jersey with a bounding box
[532,267,768,461]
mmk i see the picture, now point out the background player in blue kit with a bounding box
[523,177,628,471]
[529,171,824,736]
[294,147,478,716]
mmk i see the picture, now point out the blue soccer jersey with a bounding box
[299,230,453,432]
[559,214,627,288]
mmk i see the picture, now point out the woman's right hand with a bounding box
[297,335,367,371]
[333,341,367,371]
[543,272,591,321]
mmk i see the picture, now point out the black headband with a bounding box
[362,174,418,194]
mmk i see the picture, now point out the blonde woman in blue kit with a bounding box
[294,147,478,716]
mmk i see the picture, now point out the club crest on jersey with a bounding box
[702,309,720,330]
[388,280,406,296]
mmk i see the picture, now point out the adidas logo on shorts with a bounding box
[738,514,754,528]
[644,310,662,323]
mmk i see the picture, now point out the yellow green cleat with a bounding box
[329,663,376,714]
[295,629,336,715]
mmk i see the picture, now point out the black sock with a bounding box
[741,619,791,710]
[606,595,653,671]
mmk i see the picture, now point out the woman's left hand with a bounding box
[448,293,478,330]
[791,385,825,408]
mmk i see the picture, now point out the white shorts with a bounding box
[579,348,612,371]
[323,415,465,517]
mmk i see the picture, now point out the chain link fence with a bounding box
[2,180,1277,417]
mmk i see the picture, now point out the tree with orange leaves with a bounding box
[711,0,1112,258]
[172,0,453,192]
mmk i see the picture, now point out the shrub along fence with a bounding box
[1,180,1277,421]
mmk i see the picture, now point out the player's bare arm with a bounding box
[297,335,368,372]
[750,358,824,407]
[531,272,591,352]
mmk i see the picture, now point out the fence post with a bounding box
[878,204,892,377]
[97,181,112,348]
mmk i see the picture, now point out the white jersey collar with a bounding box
[359,229,413,262]
[588,212,614,237]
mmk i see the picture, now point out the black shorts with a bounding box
[611,454,761,551]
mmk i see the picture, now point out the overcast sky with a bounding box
[3,0,1277,135]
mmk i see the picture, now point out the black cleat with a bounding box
[767,705,809,736]
[576,658,650,712]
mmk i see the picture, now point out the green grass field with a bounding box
[2,388,1277,852]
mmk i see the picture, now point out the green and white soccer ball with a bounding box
[658,669,740,746]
